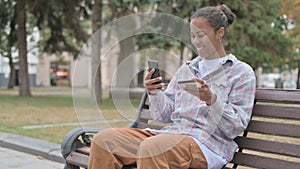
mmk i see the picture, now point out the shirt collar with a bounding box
[186,54,237,75]
[187,53,236,67]
[219,53,237,65]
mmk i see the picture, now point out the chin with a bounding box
[199,50,217,60]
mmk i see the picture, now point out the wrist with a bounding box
[148,90,159,95]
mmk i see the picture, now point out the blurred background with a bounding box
[0,0,299,143]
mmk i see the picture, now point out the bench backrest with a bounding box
[130,89,300,169]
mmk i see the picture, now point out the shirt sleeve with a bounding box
[148,78,178,123]
[209,68,256,139]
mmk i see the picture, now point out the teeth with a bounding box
[197,47,203,51]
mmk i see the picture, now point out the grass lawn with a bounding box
[0,88,140,144]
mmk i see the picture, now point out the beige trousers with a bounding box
[88,128,207,169]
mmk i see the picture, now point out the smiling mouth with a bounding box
[197,47,204,51]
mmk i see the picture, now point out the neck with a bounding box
[205,48,226,60]
[217,48,227,58]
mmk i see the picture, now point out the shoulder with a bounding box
[228,55,256,88]
[229,54,255,77]
[236,60,254,72]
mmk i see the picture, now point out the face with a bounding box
[190,18,224,59]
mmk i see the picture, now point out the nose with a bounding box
[191,37,201,47]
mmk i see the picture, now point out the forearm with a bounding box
[209,76,256,138]
[148,91,174,123]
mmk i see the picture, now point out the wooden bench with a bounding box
[61,89,300,169]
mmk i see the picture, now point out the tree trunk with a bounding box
[91,0,102,104]
[297,68,300,89]
[255,66,262,88]
[116,37,136,88]
[7,49,15,89]
[17,0,31,96]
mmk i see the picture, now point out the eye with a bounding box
[190,33,195,39]
[191,32,206,40]
[196,34,205,39]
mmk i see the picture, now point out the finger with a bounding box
[144,77,163,86]
[192,77,206,85]
[145,77,162,85]
[145,68,155,80]
[146,83,164,90]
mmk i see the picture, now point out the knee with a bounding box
[92,128,122,154]
[94,128,115,138]
[137,138,162,158]
[93,128,126,149]
[93,128,115,143]
[90,129,113,156]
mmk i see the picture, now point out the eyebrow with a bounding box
[191,30,206,34]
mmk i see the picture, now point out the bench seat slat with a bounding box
[246,120,300,138]
[256,89,300,103]
[231,152,300,169]
[66,151,89,168]
[235,136,300,158]
[253,104,300,120]
[76,146,91,155]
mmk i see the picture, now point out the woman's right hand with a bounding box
[144,68,165,94]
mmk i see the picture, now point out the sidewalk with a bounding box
[0,132,65,169]
[0,146,64,169]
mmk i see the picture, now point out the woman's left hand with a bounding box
[183,77,216,105]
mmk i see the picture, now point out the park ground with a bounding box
[0,87,139,144]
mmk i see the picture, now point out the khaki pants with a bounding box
[88,128,207,169]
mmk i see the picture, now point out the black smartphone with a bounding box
[147,60,161,84]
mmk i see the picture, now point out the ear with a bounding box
[216,27,225,40]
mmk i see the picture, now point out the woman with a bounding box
[89,4,256,169]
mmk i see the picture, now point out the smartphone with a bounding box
[147,60,161,84]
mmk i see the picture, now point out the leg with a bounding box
[88,128,154,169]
[137,134,207,169]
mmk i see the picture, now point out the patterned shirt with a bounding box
[148,54,256,161]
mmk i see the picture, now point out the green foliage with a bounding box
[226,0,293,71]
[0,0,17,57]
[279,0,300,74]
[134,0,203,53]
[1,0,295,73]
[27,0,93,58]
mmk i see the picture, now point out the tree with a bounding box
[91,0,103,104]
[224,0,293,72]
[280,0,300,88]
[28,0,91,58]
[1,0,92,94]
[28,0,106,101]
[16,0,31,96]
[0,0,17,89]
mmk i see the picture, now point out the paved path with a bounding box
[0,146,64,169]
[0,132,65,169]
